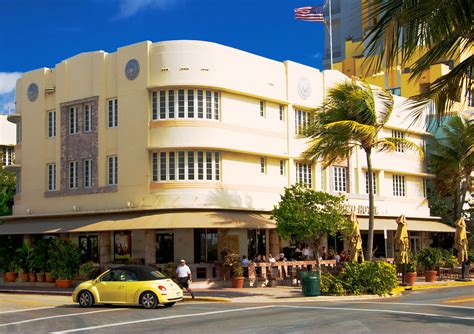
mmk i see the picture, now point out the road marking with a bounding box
[51,305,276,333]
[0,306,57,315]
[279,305,474,321]
[445,298,474,304]
[331,301,474,310]
[0,308,128,327]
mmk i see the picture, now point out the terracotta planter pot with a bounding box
[36,273,45,282]
[5,272,17,282]
[424,270,437,282]
[28,272,37,282]
[55,279,73,288]
[231,277,245,288]
[19,272,29,282]
[405,272,417,286]
[45,273,55,283]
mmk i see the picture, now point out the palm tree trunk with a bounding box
[366,148,375,261]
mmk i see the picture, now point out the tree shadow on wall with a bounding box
[206,187,253,209]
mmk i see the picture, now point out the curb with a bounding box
[0,289,71,296]
[183,296,231,302]
[402,281,474,291]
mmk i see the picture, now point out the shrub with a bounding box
[127,257,145,265]
[48,239,81,280]
[29,239,51,273]
[416,247,443,271]
[321,261,398,296]
[79,261,100,280]
[162,262,177,278]
[223,252,244,278]
[14,243,32,273]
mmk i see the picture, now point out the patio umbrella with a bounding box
[348,212,364,263]
[394,215,409,264]
[454,217,468,263]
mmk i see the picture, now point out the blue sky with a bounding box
[0,0,326,114]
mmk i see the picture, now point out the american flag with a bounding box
[294,6,325,22]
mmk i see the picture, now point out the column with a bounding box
[269,229,280,257]
[144,230,156,265]
[217,229,229,260]
[99,231,111,266]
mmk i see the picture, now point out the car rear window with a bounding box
[149,270,166,279]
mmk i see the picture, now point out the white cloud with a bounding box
[0,72,21,95]
[115,0,181,19]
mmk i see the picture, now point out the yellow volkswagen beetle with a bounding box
[72,265,183,309]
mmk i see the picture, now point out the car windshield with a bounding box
[149,270,167,279]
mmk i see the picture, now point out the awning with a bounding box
[0,210,276,235]
[357,217,455,233]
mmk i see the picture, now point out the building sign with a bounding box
[114,231,132,260]
[344,204,379,215]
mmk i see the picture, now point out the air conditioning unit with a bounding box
[72,205,81,212]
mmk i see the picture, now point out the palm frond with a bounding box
[323,121,377,139]
[375,137,424,158]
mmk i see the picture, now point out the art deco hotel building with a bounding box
[1,40,454,277]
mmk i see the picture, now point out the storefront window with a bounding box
[247,229,266,260]
[79,235,99,263]
[194,229,218,263]
[156,233,174,263]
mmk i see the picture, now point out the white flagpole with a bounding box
[328,0,333,70]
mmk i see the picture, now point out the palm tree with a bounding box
[304,80,423,260]
[363,0,474,118]
[428,116,474,221]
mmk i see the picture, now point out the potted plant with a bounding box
[79,261,100,280]
[0,239,16,282]
[15,243,32,282]
[416,248,442,282]
[29,239,50,282]
[48,238,81,288]
[405,260,417,286]
[223,251,245,288]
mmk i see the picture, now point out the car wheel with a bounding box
[140,291,158,309]
[163,302,175,308]
[78,290,94,308]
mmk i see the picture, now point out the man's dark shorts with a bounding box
[177,277,189,289]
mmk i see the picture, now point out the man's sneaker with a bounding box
[191,293,195,299]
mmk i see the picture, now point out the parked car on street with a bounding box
[72,265,183,309]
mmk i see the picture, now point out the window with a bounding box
[280,160,285,176]
[152,151,221,182]
[333,166,347,192]
[423,178,427,198]
[260,100,265,117]
[295,109,310,134]
[84,104,92,132]
[108,99,118,128]
[1,147,13,166]
[69,107,79,134]
[178,89,185,118]
[388,87,401,96]
[206,91,212,119]
[393,174,405,196]
[152,89,220,120]
[296,162,312,187]
[392,130,405,152]
[84,159,92,188]
[16,121,22,144]
[248,229,266,260]
[260,157,266,174]
[467,90,474,107]
[79,236,99,263]
[47,163,56,191]
[365,172,377,194]
[108,156,118,186]
[279,105,284,121]
[156,233,174,263]
[47,110,56,138]
[69,161,78,189]
[194,229,218,263]
[16,172,21,194]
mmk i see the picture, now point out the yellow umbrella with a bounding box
[454,217,468,263]
[348,212,364,263]
[394,215,409,264]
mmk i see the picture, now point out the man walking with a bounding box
[176,259,195,299]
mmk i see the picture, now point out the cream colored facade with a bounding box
[1,40,454,269]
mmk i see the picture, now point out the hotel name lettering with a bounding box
[344,204,379,215]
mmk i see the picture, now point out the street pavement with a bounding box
[0,285,472,333]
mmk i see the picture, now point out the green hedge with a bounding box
[321,261,398,296]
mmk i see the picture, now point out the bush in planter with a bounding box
[79,261,100,280]
[440,249,459,268]
[223,252,244,278]
[416,248,443,271]
[126,257,145,265]
[29,239,51,279]
[162,262,177,279]
[14,243,32,281]
[48,239,81,281]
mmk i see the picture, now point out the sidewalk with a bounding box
[1,279,472,303]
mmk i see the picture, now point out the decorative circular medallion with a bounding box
[125,59,140,80]
[297,77,311,100]
[27,83,39,102]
